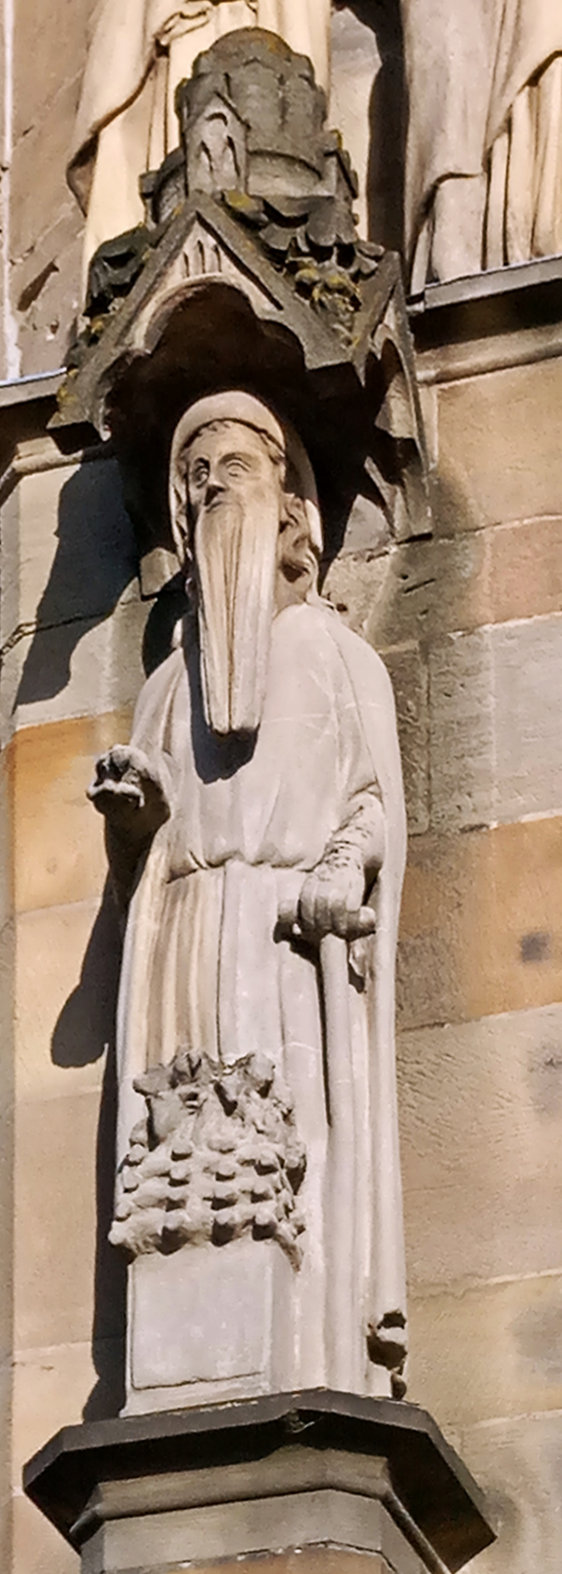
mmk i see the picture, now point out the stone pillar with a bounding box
[24,1392,495,1574]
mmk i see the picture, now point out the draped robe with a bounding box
[68,0,331,271]
[113,601,406,1391]
[403,0,562,289]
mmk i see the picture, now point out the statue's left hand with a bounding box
[297,855,376,942]
[88,744,170,836]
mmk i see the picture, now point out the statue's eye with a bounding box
[191,461,209,486]
[225,456,250,477]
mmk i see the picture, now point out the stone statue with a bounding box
[402,0,562,289]
[68,1,331,272]
[89,391,407,1408]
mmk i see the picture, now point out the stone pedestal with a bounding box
[24,1391,495,1574]
[127,1240,295,1413]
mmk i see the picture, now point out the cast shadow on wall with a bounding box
[15,455,137,710]
[44,568,186,1422]
[334,0,406,254]
[52,887,128,1420]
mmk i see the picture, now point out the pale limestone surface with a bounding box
[403,0,562,288]
[69,0,332,271]
[94,397,407,1410]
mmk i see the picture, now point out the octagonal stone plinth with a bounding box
[24,1391,496,1574]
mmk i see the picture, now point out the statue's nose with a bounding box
[205,477,226,505]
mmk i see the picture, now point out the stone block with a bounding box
[491,615,562,824]
[13,1490,78,1574]
[12,0,88,145]
[367,518,562,653]
[13,1090,110,1351]
[383,645,429,834]
[8,711,132,913]
[428,628,494,831]
[398,817,562,1029]
[1,599,146,747]
[436,356,562,532]
[0,1362,13,1570]
[14,899,119,1104]
[0,746,15,934]
[129,1241,293,1414]
[0,928,15,1368]
[429,615,562,831]
[16,226,84,379]
[368,534,488,649]
[459,1412,562,1574]
[83,1493,425,1574]
[322,553,390,640]
[488,515,562,626]
[398,1004,562,1286]
[12,1338,124,1487]
[10,80,81,266]
[0,452,138,649]
[408,1271,562,1431]
[405,1170,562,1301]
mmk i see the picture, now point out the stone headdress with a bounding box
[168,390,323,565]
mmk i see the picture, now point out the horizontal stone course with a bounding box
[436,355,562,532]
[399,1004,562,1286]
[7,711,132,913]
[14,1090,124,1352]
[459,1411,562,1574]
[429,615,562,832]
[14,899,118,1104]
[398,816,562,1029]
[368,517,562,650]
[0,453,138,651]
[408,1271,562,1431]
[1,602,145,749]
[12,1493,77,1574]
[11,1336,124,1485]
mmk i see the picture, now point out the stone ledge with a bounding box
[24,1390,495,1572]
[411,257,562,384]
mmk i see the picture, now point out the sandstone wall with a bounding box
[325,314,562,1573]
[0,425,149,1570]
[1,3,561,1572]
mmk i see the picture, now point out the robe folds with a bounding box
[68,0,331,270]
[403,0,562,289]
[114,602,407,1389]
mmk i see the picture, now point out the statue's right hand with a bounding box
[88,744,170,832]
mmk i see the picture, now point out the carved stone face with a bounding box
[186,420,282,527]
[185,419,283,737]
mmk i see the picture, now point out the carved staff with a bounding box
[280,902,375,1390]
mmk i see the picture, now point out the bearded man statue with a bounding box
[68,1,331,272]
[89,392,407,1407]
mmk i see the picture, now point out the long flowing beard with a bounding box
[195,493,279,736]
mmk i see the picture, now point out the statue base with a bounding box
[24,1391,496,1574]
[126,1239,295,1413]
